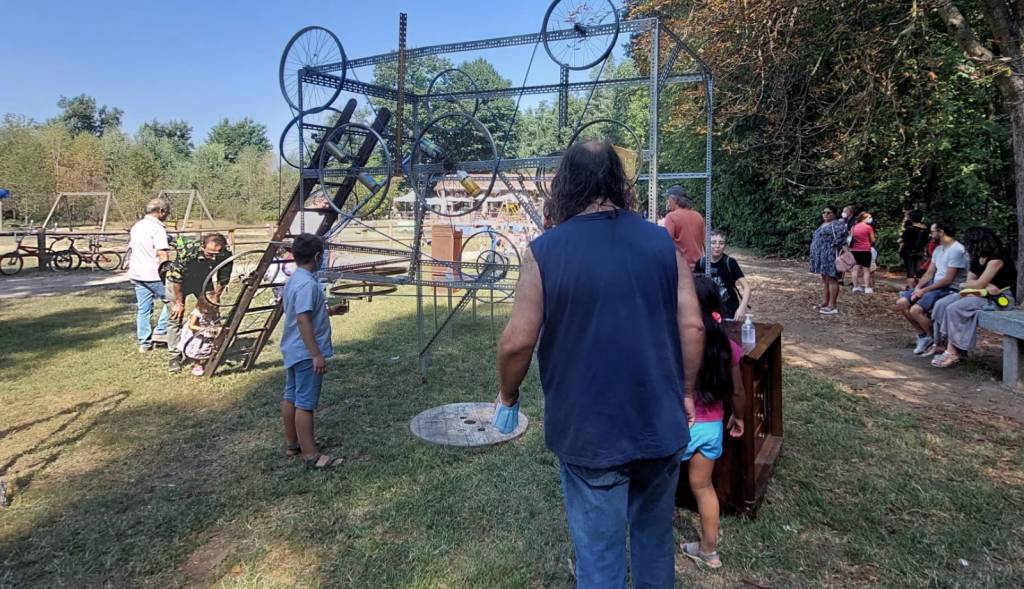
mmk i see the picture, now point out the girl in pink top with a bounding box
[849,212,877,293]
[680,276,746,569]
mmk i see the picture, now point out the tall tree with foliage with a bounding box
[207,117,271,163]
[138,119,194,159]
[634,0,1013,260]
[51,94,123,137]
[934,0,1024,295]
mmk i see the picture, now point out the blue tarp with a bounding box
[0,189,10,199]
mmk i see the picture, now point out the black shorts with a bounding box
[901,255,924,279]
[852,250,872,268]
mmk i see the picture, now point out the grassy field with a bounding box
[1,289,1022,588]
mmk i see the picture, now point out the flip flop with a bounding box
[304,453,344,470]
[682,542,722,569]
[285,443,301,457]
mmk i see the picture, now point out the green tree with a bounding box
[51,94,123,137]
[138,119,193,158]
[207,118,271,163]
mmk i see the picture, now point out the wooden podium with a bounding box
[675,322,784,517]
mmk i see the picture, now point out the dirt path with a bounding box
[733,251,1024,424]
[0,270,131,300]
[4,250,1021,423]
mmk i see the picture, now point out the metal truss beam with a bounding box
[424,73,705,102]
[307,154,707,180]
[343,18,657,69]
[301,71,417,102]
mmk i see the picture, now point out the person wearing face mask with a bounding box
[164,232,233,373]
[849,212,876,294]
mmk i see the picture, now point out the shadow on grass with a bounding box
[0,306,126,368]
[0,301,569,588]
[0,391,130,504]
[1,295,1022,588]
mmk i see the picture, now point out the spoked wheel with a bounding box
[459,229,520,304]
[534,149,562,202]
[0,253,23,276]
[94,251,122,271]
[316,122,393,224]
[279,26,346,114]
[279,107,343,169]
[568,118,643,186]
[201,248,294,363]
[409,112,499,218]
[424,68,482,131]
[201,248,292,313]
[541,0,620,71]
[51,250,81,271]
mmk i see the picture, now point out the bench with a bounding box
[978,309,1024,392]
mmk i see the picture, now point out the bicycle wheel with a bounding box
[94,251,122,271]
[0,253,23,276]
[279,26,346,113]
[542,0,619,71]
[51,250,81,271]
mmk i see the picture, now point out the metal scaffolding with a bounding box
[208,1,714,379]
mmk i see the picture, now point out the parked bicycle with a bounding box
[0,233,65,276]
[49,236,122,272]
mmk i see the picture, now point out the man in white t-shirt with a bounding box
[894,220,969,354]
[127,198,172,352]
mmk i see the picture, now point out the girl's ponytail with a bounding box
[693,276,735,404]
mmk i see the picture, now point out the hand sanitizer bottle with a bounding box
[741,314,756,351]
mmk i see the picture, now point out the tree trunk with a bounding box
[1011,84,1024,301]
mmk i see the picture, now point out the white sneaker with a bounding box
[913,336,934,355]
[819,307,839,315]
[864,287,874,294]
[852,286,864,293]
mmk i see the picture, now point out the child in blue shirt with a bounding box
[280,234,347,469]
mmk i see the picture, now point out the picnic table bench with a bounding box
[978,309,1024,392]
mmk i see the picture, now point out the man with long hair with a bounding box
[494,141,704,588]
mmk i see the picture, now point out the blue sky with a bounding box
[0,0,627,150]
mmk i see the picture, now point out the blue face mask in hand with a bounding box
[493,401,520,434]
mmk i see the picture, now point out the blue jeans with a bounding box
[132,280,169,346]
[559,451,682,589]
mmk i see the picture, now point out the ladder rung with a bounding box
[234,328,267,337]
[246,304,279,313]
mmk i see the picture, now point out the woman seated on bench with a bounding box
[931,227,1017,368]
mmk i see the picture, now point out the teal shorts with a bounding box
[681,421,724,461]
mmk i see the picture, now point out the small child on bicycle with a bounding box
[178,293,222,376]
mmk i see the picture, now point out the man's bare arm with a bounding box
[676,250,705,416]
[497,247,544,406]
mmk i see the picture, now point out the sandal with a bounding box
[682,542,722,569]
[285,443,301,457]
[303,453,344,470]
[931,351,962,368]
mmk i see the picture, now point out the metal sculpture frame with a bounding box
[208,3,714,379]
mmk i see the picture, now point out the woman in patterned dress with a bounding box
[809,206,849,315]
